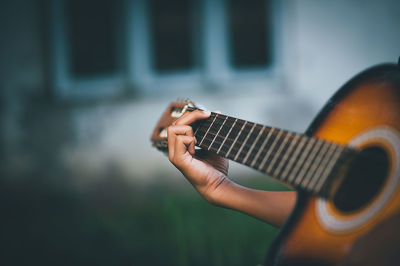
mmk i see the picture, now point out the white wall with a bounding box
[289,0,400,107]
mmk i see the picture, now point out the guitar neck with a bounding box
[192,110,355,198]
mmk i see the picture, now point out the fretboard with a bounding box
[192,111,355,197]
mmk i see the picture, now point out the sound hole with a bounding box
[333,146,390,213]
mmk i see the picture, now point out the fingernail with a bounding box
[203,110,211,115]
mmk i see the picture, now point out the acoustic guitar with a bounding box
[150,62,400,266]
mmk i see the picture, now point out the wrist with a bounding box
[201,175,233,206]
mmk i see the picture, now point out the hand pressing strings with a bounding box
[167,110,229,203]
[167,109,296,227]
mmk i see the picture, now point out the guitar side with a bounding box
[267,64,400,266]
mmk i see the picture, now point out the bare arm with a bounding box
[211,180,296,227]
[167,110,296,227]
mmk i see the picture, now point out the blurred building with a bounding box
[2,0,399,182]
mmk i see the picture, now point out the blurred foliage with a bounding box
[0,173,287,266]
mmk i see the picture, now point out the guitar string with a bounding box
[194,127,342,175]
[193,117,350,157]
[295,138,325,186]
[193,114,310,148]
[169,114,353,194]
[307,143,341,192]
[194,123,350,169]
[176,111,353,161]
[194,126,340,159]
[197,129,335,168]
[194,120,307,150]
[301,140,334,188]
[273,133,301,178]
[195,125,351,190]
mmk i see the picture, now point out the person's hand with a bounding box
[167,109,296,227]
[167,110,229,204]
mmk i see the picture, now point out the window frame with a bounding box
[50,0,283,100]
[50,0,126,100]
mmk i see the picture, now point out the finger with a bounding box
[171,110,192,125]
[175,135,196,160]
[168,125,194,137]
[167,125,195,160]
[167,126,176,162]
[174,110,211,126]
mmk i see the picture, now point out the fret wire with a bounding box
[266,131,292,174]
[194,124,200,136]
[197,127,305,164]
[197,114,246,132]
[199,114,223,149]
[307,142,338,190]
[241,126,272,166]
[224,125,269,160]
[209,118,235,154]
[195,119,348,195]
[258,130,284,171]
[197,128,248,152]
[297,139,324,187]
[196,114,293,149]
[237,135,296,164]
[287,138,316,184]
[273,133,299,177]
[234,123,256,161]
[197,123,266,149]
[250,128,275,167]
[225,121,247,158]
[302,141,332,189]
[199,114,218,146]
[191,112,354,197]
[194,115,213,140]
[259,130,286,171]
[194,128,206,146]
[195,117,267,140]
[217,118,238,154]
[205,141,221,154]
[231,122,254,159]
[280,135,308,181]
[209,115,228,150]
[250,130,276,168]
[243,125,265,164]
[197,127,345,173]
[191,112,261,145]
[197,126,287,163]
[314,146,345,192]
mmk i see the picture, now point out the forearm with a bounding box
[208,179,297,227]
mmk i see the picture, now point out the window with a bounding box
[227,0,271,68]
[149,0,196,72]
[66,0,121,77]
[51,0,277,99]
[51,0,124,99]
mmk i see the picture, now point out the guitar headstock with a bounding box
[150,99,199,152]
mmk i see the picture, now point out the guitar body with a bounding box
[267,64,400,266]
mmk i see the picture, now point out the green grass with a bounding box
[0,176,286,266]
